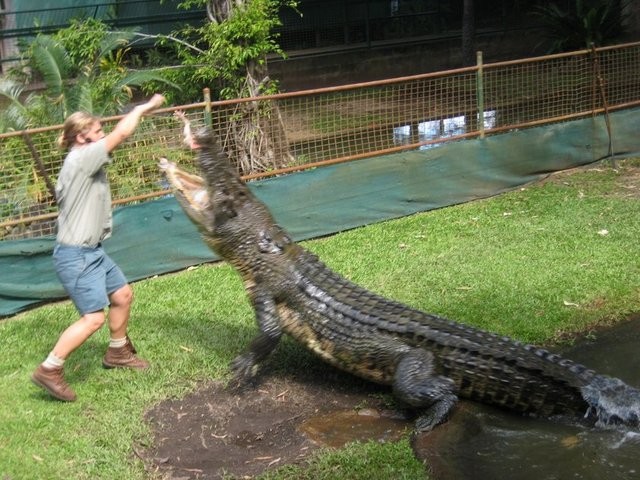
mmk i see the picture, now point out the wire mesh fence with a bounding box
[2,41,640,240]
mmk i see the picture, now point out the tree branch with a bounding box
[111,31,206,54]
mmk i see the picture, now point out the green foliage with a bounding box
[144,0,298,103]
[0,78,35,131]
[0,18,177,132]
[0,137,32,218]
[53,17,110,75]
[532,0,629,53]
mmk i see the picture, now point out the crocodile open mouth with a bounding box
[158,157,209,212]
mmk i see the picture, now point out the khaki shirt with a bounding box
[55,139,113,247]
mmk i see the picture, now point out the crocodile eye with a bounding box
[277,234,292,248]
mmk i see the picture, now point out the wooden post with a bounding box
[203,87,212,127]
[476,51,485,139]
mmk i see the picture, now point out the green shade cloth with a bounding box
[2,110,639,317]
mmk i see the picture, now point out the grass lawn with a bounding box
[0,157,638,479]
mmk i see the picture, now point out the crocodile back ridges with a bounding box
[292,249,603,416]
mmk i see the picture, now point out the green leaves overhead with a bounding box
[0,18,177,132]
[159,0,298,101]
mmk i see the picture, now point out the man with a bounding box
[31,94,165,401]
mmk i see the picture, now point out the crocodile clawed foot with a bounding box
[227,375,258,393]
[227,353,260,391]
[413,414,439,434]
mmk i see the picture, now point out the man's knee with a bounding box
[82,311,107,332]
[110,284,133,308]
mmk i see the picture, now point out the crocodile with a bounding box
[159,128,640,433]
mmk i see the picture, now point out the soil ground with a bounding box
[142,363,409,480]
[140,161,640,480]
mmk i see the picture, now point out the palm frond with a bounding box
[114,69,181,90]
[0,78,27,109]
[65,81,94,115]
[30,36,72,95]
[76,85,95,116]
[0,79,30,131]
[0,104,28,132]
[532,0,628,52]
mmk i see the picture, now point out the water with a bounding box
[298,408,408,448]
[412,317,640,480]
[413,402,640,480]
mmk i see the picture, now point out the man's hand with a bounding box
[143,94,166,113]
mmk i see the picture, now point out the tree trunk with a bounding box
[461,0,475,67]
[461,0,478,134]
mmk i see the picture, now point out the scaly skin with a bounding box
[160,129,640,432]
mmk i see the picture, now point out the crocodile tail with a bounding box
[581,375,640,429]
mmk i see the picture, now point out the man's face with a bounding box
[78,121,105,145]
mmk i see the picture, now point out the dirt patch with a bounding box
[616,163,640,197]
[142,366,410,479]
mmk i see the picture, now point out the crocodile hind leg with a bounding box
[393,349,458,433]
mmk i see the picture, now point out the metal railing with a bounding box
[1,41,639,240]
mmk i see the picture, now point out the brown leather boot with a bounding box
[125,335,137,354]
[31,365,77,402]
[102,338,149,370]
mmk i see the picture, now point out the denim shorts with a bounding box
[53,243,128,316]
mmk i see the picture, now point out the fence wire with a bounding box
[2,42,640,240]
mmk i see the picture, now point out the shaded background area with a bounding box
[2,109,640,317]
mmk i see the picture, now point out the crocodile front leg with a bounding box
[393,349,458,433]
[230,289,282,386]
